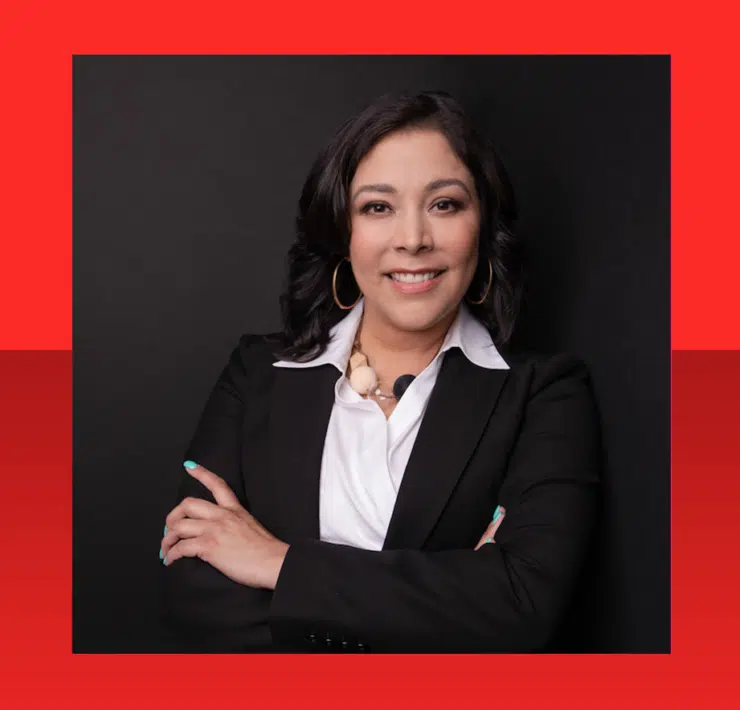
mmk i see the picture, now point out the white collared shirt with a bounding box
[273,300,509,550]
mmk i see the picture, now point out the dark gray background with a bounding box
[73,55,670,652]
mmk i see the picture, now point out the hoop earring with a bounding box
[332,258,362,310]
[466,258,493,306]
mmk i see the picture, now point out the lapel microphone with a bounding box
[392,374,416,400]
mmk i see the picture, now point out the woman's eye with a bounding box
[361,202,390,215]
[433,199,462,213]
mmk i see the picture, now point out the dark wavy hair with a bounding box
[275,90,524,361]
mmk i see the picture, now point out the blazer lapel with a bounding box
[269,364,337,542]
[383,349,510,550]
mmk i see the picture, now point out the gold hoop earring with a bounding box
[466,258,493,306]
[332,258,362,310]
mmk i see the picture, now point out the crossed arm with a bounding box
[160,342,599,652]
[160,464,505,586]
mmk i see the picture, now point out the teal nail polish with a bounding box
[164,525,167,536]
[484,537,493,544]
[493,506,502,523]
[183,460,197,470]
[159,548,164,560]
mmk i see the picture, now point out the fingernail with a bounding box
[493,506,502,523]
[183,460,198,470]
[163,525,167,536]
[159,548,164,560]
[163,555,167,565]
[484,536,493,544]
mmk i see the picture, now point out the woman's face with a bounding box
[348,127,481,334]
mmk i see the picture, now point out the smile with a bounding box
[386,269,446,295]
[388,270,446,283]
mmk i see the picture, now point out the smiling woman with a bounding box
[160,91,601,653]
[348,129,480,341]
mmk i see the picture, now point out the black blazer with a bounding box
[161,332,601,653]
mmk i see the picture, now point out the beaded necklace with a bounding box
[347,335,397,400]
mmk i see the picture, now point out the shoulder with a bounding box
[215,332,282,397]
[228,332,282,367]
[494,346,600,457]
[496,342,594,397]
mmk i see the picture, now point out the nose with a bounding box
[393,209,432,254]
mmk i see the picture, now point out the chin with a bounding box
[382,299,459,333]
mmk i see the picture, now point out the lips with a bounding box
[385,268,447,295]
[385,268,447,284]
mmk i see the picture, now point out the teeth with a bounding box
[390,271,440,283]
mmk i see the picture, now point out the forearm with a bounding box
[268,485,596,653]
[162,557,275,651]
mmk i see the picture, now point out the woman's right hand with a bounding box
[474,505,506,550]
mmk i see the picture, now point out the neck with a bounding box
[356,303,459,378]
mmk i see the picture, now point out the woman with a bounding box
[160,91,601,653]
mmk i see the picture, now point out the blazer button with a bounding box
[306,632,317,644]
[324,633,333,648]
[357,642,366,652]
[341,640,349,651]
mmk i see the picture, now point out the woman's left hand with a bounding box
[161,462,289,590]
[474,505,506,550]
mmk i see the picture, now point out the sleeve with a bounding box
[267,354,601,653]
[160,334,276,652]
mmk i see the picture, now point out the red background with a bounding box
[1,0,737,706]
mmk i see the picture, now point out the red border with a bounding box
[2,0,739,706]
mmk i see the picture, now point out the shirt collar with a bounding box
[440,301,510,370]
[273,297,510,371]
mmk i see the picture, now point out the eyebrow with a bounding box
[351,178,472,202]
